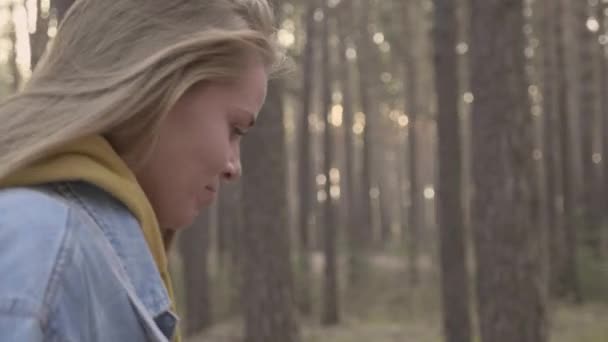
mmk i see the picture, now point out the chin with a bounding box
[164,195,214,229]
[162,210,199,230]
[163,224,186,231]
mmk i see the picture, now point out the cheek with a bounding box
[163,105,232,182]
[185,122,230,175]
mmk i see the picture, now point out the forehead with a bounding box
[178,62,268,118]
[229,63,268,116]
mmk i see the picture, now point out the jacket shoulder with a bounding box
[0,188,73,315]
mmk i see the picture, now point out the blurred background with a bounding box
[2,0,608,341]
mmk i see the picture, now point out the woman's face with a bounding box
[135,62,268,230]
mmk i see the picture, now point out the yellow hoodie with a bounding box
[0,135,180,341]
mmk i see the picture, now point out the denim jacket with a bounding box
[0,181,178,341]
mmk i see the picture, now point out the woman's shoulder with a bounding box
[0,187,77,320]
[0,186,118,305]
[0,186,163,341]
[0,187,77,256]
[0,186,119,281]
[0,187,73,259]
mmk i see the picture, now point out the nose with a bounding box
[222,160,241,182]
[222,144,242,182]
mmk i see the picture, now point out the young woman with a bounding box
[0,0,282,341]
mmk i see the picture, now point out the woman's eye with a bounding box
[232,126,246,137]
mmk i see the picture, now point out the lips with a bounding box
[196,186,217,210]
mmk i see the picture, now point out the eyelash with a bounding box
[232,127,246,137]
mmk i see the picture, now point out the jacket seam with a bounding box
[57,183,128,258]
[50,182,174,331]
[38,203,73,335]
[56,183,172,315]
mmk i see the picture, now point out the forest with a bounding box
[1,0,607,341]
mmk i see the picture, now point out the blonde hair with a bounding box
[0,0,283,178]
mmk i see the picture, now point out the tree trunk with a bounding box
[217,187,230,267]
[296,0,316,316]
[8,4,21,92]
[241,81,300,342]
[355,0,374,245]
[320,3,339,326]
[402,1,421,287]
[555,0,581,302]
[540,0,565,299]
[29,0,50,70]
[336,0,362,288]
[576,0,602,257]
[217,182,242,314]
[53,0,75,23]
[470,0,548,341]
[179,213,212,336]
[542,0,563,288]
[600,2,608,253]
[433,1,472,342]
[378,186,392,245]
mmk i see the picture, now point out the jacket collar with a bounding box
[53,181,173,318]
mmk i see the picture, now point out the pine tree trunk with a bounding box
[355,0,374,246]
[241,81,300,342]
[179,213,212,336]
[8,4,20,92]
[336,0,361,288]
[470,0,548,341]
[540,0,565,299]
[433,1,472,341]
[321,2,339,325]
[53,0,74,23]
[320,2,339,326]
[29,0,50,70]
[600,2,608,254]
[542,0,579,301]
[576,0,602,257]
[401,1,421,287]
[217,182,242,314]
[378,187,392,245]
[296,0,316,316]
[555,0,581,302]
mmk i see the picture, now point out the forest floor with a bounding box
[185,252,608,342]
[188,304,608,342]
